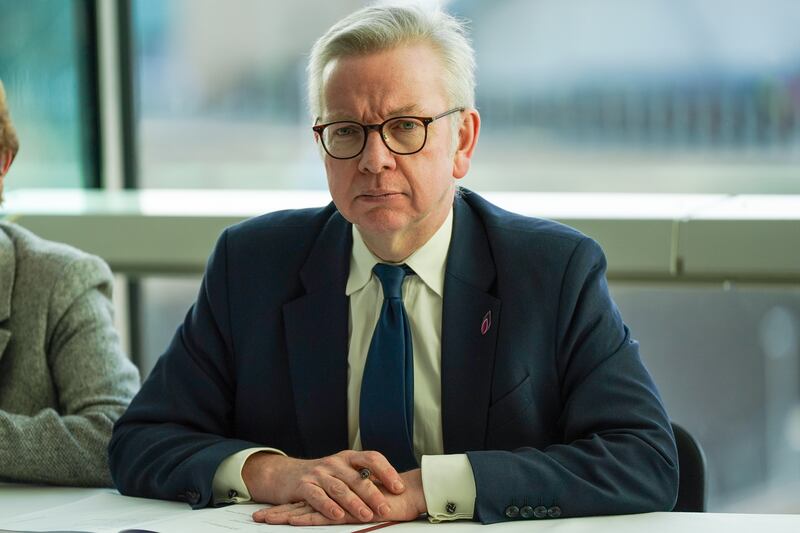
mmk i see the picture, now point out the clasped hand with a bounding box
[243,450,425,526]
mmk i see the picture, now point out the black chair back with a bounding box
[671,422,707,512]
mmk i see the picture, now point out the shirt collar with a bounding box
[346,208,453,298]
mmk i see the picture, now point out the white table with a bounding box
[1,484,799,533]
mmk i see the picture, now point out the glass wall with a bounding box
[615,283,800,512]
[132,0,800,192]
[0,0,95,191]
[458,0,800,194]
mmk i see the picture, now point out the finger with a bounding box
[352,450,405,494]
[319,473,375,522]
[259,501,317,524]
[284,503,319,519]
[344,467,393,519]
[289,509,354,527]
[253,502,304,523]
[289,504,316,516]
[299,482,347,521]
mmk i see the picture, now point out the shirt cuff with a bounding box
[211,447,286,505]
[421,454,476,522]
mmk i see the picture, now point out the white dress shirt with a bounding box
[212,208,476,522]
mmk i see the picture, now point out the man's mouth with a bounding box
[358,190,403,200]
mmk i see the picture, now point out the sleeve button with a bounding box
[505,505,520,518]
[228,489,238,499]
[547,506,562,518]
[445,501,457,514]
[520,505,534,519]
[533,505,548,519]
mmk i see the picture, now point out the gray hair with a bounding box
[307,4,475,120]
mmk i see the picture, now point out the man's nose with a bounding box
[358,130,396,174]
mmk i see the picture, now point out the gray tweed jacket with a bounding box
[0,221,140,486]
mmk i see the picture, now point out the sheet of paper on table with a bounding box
[135,503,362,533]
[0,493,361,533]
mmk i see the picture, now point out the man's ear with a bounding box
[452,109,480,180]
[0,150,13,177]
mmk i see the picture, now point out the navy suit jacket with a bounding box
[109,190,678,523]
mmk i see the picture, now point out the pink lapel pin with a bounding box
[481,311,492,335]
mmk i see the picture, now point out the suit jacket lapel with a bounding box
[282,207,352,458]
[441,195,501,454]
[0,226,14,360]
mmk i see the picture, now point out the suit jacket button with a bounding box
[228,489,238,499]
[533,505,548,519]
[547,506,562,518]
[445,502,457,514]
[505,505,520,518]
[519,505,534,519]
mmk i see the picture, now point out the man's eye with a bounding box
[334,127,356,136]
[397,121,418,131]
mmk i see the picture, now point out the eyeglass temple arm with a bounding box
[431,107,466,122]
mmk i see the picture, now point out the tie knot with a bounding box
[372,263,412,299]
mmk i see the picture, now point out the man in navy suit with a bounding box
[109,5,678,525]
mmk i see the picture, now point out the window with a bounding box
[132,0,800,193]
[454,0,800,193]
[0,0,98,190]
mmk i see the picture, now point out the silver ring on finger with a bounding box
[358,467,371,480]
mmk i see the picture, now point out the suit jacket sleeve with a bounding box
[466,237,678,523]
[109,230,260,507]
[0,254,140,487]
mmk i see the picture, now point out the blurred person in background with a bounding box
[110,5,677,525]
[0,79,140,486]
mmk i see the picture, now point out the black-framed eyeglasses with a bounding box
[312,107,464,160]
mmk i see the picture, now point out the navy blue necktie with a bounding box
[359,263,418,472]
